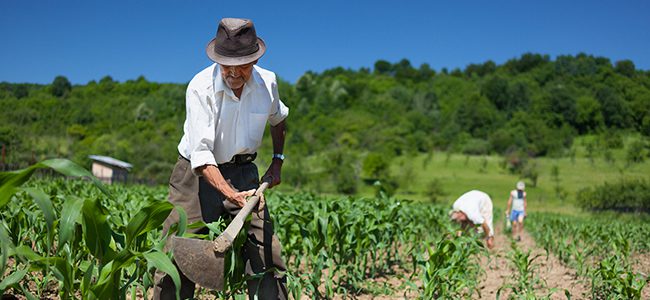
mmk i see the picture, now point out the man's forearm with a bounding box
[199,165,237,198]
[482,223,491,237]
[270,120,286,155]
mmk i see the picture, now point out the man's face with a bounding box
[451,211,468,223]
[220,61,256,91]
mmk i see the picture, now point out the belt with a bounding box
[219,153,257,166]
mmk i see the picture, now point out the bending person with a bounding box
[449,190,495,249]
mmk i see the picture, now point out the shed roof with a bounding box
[88,155,133,170]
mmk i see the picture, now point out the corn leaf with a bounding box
[82,198,113,262]
[0,267,27,292]
[144,250,181,300]
[58,195,84,249]
[125,201,173,248]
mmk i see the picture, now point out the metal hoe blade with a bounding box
[170,182,269,290]
[172,236,225,290]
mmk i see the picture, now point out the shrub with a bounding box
[424,178,447,203]
[625,138,648,165]
[362,152,390,179]
[461,138,490,155]
[577,178,650,213]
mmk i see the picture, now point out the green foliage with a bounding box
[575,95,604,133]
[497,242,547,299]
[2,53,650,187]
[270,191,485,298]
[527,213,650,299]
[51,76,72,98]
[2,159,649,298]
[325,148,359,195]
[362,152,390,179]
[462,138,490,155]
[625,138,648,165]
[577,178,650,212]
[0,160,179,299]
[614,60,636,77]
[521,160,539,188]
[419,236,484,299]
[424,178,447,203]
[591,248,647,299]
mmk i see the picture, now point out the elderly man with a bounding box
[154,18,288,299]
[449,190,495,249]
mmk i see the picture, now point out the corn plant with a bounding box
[497,241,551,300]
[418,235,484,299]
[526,213,650,299]
[0,159,181,299]
[268,191,481,298]
[590,245,648,300]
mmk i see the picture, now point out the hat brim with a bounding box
[206,37,266,65]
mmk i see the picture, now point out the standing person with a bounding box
[506,181,527,242]
[449,190,495,249]
[154,18,289,300]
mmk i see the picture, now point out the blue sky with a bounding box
[1,0,649,84]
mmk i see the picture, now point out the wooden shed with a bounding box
[88,155,133,184]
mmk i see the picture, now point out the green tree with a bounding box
[614,60,635,77]
[626,138,648,165]
[596,86,630,129]
[362,153,390,179]
[575,95,604,133]
[51,75,72,97]
[454,94,501,138]
[374,60,392,75]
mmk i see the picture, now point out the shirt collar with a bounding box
[211,64,264,99]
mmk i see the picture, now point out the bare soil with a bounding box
[477,223,589,300]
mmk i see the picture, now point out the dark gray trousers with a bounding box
[153,157,287,299]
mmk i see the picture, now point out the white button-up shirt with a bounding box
[177,64,289,172]
[452,190,494,236]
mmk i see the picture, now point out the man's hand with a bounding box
[256,192,266,212]
[486,236,494,249]
[200,165,256,208]
[224,189,255,208]
[262,159,282,188]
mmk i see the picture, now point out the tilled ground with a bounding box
[477,222,589,300]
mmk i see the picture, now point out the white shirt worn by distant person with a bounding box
[452,190,494,237]
[510,190,526,211]
[177,64,289,172]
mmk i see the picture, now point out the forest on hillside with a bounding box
[1,53,650,187]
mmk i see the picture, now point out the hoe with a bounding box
[171,182,269,290]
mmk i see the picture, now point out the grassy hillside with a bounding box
[347,135,650,213]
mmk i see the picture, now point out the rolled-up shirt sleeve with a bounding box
[268,81,289,126]
[185,87,217,173]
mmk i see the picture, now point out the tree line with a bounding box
[1,53,649,186]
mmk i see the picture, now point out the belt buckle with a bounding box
[227,153,256,165]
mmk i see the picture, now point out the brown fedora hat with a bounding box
[206,18,266,65]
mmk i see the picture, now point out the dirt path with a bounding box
[478,222,589,300]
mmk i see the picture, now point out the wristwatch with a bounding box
[272,153,285,161]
